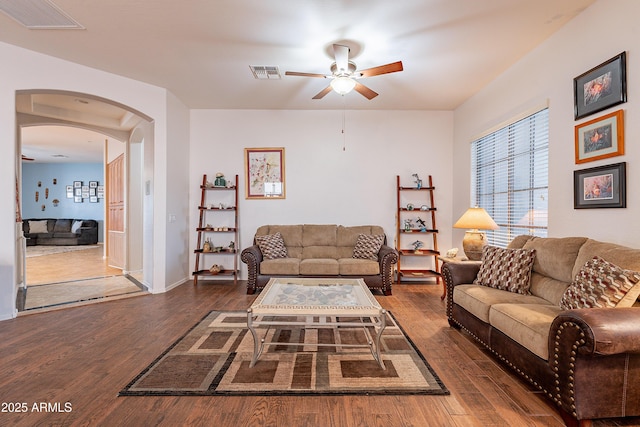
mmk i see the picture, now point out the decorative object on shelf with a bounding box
[52,199,59,207]
[573,161,626,209]
[445,248,459,258]
[228,241,235,251]
[406,203,414,211]
[574,109,624,164]
[203,239,212,253]
[403,219,413,231]
[412,173,422,189]
[209,264,222,274]
[245,147,285,199]
[453,207,499,261]
[573,51,626,120]
[416,217,427,231]
[412,240,424,253]
[420,205,429,211]
[214,173,226,187]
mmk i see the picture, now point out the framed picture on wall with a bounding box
[74,196,82,203]
[574,162,626,209]
[574,109,624,164]
[244,147,286,199]
[573,52,626,120]
[74,188,82,197]
[89,196,98,203]
[97,185,105,198]
[66,185,73,198]
[73,181,82,188]
[89,181,98,188]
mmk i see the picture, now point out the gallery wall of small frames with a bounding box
[34,178,104,211]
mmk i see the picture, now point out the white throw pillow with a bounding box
[71,220,84,233]
[29,220,49,234]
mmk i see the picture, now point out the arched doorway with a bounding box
[15,90,154,312]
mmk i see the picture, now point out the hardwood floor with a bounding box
[1,281,638,426]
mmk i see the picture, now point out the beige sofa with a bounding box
[240,224,398,295]
[443,235,640,427]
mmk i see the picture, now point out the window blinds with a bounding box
[471,108,549,248]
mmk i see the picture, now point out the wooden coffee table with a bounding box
[246,277,387,369]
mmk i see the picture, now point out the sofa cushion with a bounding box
[256,225,303,258]
[573,239,640,277]
[560,256,640,309]
[302,224,337,247]
[338,258,380,276]
[489,303,561,360]
[474,246,536,294]
[336,225,385,246]
[528,273,571,306]
[299,258,339,275]
[453,284,550,323]
[53,219,72,233]
[260,258,300,275]
[29,220,49,234]
[522,236,587,283]
[255,232,288,260]
[302,246,337,260]
[352,234,384,261]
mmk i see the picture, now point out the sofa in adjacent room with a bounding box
[442,235,640,427]
[241,224,398,295]
[23,218,99,246]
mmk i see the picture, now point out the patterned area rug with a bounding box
[120,310,448,396]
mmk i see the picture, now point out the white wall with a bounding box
[453,0,639,249]
[190,109,454,279]
[0,41,174,319]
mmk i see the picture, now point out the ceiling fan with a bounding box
[21,154,34,161]
[285,44,403,100]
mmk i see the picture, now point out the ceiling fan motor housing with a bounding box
[330,61,357,77]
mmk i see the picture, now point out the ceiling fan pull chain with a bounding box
[342,95,347,151]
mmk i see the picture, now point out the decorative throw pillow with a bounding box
[559,256,640,309]
[255,232,288,260]
[473,246,536,295]
[71,220,84,234]
[352,234,384,261]
[29,220,49,234]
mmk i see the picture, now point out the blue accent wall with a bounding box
[22,163,104,241]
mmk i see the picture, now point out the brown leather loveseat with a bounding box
[442,235,640,427]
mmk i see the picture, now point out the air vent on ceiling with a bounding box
[0,0,84,29]
[249,66,281,80]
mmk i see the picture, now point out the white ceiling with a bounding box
[4,0,595,161]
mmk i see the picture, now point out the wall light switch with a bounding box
[168,214,176,223]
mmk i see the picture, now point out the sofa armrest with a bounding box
[551,308,640,357]
[241,245,263,294]
[77,226,98,245]
[442,261,481,319]
[378,245,398,295]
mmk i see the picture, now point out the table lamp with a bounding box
[453,207,499,261]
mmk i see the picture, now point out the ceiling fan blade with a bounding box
[21,155,34,161]
[285,71,327,78]
[358,61,403,78]
[354,82,378,100]
[333,44,350,74]
[312,86,333,100]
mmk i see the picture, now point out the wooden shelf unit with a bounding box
[193,174,239,285]
[395,175,441,284]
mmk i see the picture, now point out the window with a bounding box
[471,108,548,247]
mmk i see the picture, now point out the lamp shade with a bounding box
[330,76,356,95]
[453,207,498,231]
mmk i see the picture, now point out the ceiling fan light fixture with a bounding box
[330,76,356,95]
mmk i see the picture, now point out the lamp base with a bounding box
[462,230,487,261]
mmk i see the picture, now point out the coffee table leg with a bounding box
[373,309,387,369]
[247,308,263,368]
